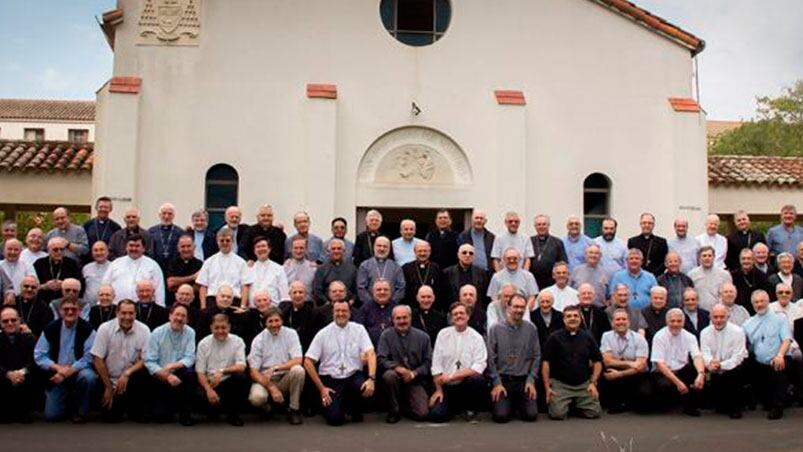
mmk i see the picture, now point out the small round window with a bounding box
[380,0,451,47]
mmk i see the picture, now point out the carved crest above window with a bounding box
[138,0,201,46]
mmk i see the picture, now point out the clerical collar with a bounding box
[161,224,172,230]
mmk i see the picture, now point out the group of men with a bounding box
[2,199,803,425]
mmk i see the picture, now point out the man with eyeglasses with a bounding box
[323,217,354,262]
[34,298,98,423]
[48,278,87,321]
[0,306,38,423]
[443,244,490,310]
[34,237,83,304]
[11,275,52,338]
[769,253,803,301]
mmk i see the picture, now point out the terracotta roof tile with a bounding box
[708,155,803,187]
[0,140,94,173]
[0,99,95,122]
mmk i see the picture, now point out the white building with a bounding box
[94,0,708,236]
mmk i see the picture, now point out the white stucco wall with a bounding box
[0,120,94,142]
[710,185,803,216]
[95,0,708,238]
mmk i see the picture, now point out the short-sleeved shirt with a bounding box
[197,251,253,298]
[248,326,302,372]
[487,268,539,299]
[543,329,602,385]
[650,327,701,371]
[306,321,373,378]
[743,311,791,364]
[90,319,150,383]
[608,269,657,310]
[600,330,649,361]
[195,334,246,380]
[491,231,534,268]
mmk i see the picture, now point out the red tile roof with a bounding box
[0,99,95,122]
[0,141,93,173]
[708,155,803,187]
[592,0,705,54]
[668,97,701,113]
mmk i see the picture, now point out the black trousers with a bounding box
[491,376,538,423]
[320,372,368,426]
[600,372,652,412]
[0,375,36,421]
[709,365,745,414]
[152,368,196,420]
[205,374,248,417]
[652,364,700,411]
[429,374,487,423]
[750,358,790,410]
[101,369,151,422]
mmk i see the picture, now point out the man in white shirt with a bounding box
[650,308,706,416]
[82,241,110,307]
[90,299,150,422]
[668,217,700,274]
[304,299,376,426]
[197,227,252,309]
[770,282,803,332]
[102,234,165,306]
[688,246,732,311]
[20,228,47,267]
[490,211,534,272]
[542,262,578,312]
[695,214,727,269]
[429,302,487,423]
[248,307,305,425]
[700,303,748,419]
[248,237,290,307]
[196,313,248,426]
[0,238,36,295]
[599,308,650,414]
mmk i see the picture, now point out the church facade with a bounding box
[94,0,708,237]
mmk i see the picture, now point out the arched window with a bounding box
[205,164,238,231]
[380,0,451,47]
[583,173,611,237]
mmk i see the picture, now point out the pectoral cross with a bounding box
[456,360,462,370]
[339,363,347,374]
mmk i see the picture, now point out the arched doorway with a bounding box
[205,164,239,230]
[583,172,611,237]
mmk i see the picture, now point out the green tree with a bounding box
[711,80,803,156]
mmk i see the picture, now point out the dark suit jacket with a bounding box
[402,261,443,308]
[580,306,610,344]
[458,228,496,272]
[442,263,489,308]
[33,257,84,303]
[425,229,460,269]
[683,308,710,340]
[185,227,218,260]
[627,234,669,275]
[136,302,168,332]
[0,332,36,376]
[768,273,803,301]
[530,309,564,350]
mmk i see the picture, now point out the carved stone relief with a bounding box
[138,0,201,46]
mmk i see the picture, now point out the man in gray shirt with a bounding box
[377,305,432,423]
[44,207,89,262]
[571,244,609,307]
[487,293,540,423]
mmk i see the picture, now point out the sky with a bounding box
[0,0,801,120]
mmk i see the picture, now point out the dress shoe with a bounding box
[287,410,303,425]
[226,415,244,427]
[386,411,401,424]
[767,408,783,420]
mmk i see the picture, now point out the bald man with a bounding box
[34,237,84,304]
[44,207,88,262]
[108,207,154,259]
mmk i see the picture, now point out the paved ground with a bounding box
[2,409,802,452]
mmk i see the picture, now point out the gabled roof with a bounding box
[0,141,93,173]
[0,99,95,122]
[591,0,705,55]
[708,155,803,188]
[98,1,705,55]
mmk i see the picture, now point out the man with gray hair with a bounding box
[487,248,538,308]
[392,219,422,266]
[285,211,325,263]
[20,227,47,267]
[570,244,609,307]
[0,220,18,260]
[696,214,727,269]
[640,286,669,346]
[608,248,657,310]
[0,238,36,296]
[527,214,564,289]
[491,212,535,273]
[718,283,750,326]
[753,242,775,275]
[188,208,217,261]
[312,238,356,306]
[562,215,594,272]
[34,236,83,304]
[458,208,496,272]
[701,303,748,419]
[668,217,700,274]
[767,204,803,257]
[45,207,89,262]
[240,204,286,264]
[688,246,732,311]
[352,209,384,267]
[356,236,405,307]
[650,308,705,416]
[769,252,803,301]
[656,251,694,309]
[378,304,432,423]
[148,202,184,272]
[726,210,765,271]
[197,227,252,309]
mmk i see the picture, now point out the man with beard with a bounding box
[627,213,669,275]
[356,236,405,307]
[593,217,627,278]
[487,293,540,423]
[304,299,376,426]
[102,234,165,306]
[378,304,432,423]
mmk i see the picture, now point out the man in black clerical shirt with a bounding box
[0,306,37,423]
[726,211,766,271]
[82,197,121,263]
[34,237,83,304]
[353,210,384,268]
[627,213,669,275]
[411,285,447,345]
[11,275,52,338]
[148,203,184,273]
[425,209,460,270]
[240,205,286,264]
[443,244,490,309]
[166,235,203,306]
[136,280,168,331]
[529,214,568,290]
[402,241,442,308]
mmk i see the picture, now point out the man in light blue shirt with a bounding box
[668,218,700,274]
[392,219,422,266]
[742,289,793,420]
[608,249,657,310]
[34,298,97,422]
[145,304,197,425]
[767,204,803,257]
[593,217,627,278]
[562,215,594,272]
